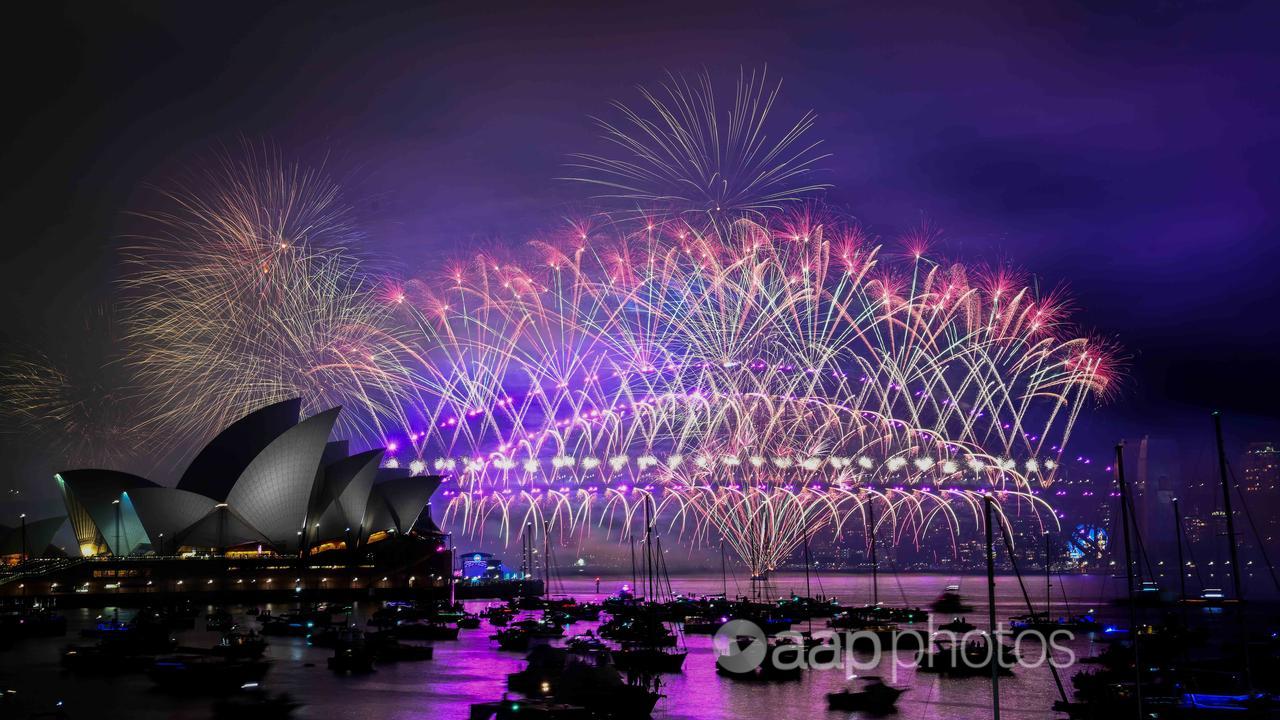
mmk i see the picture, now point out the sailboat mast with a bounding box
[630,536,638,596]
[1044,532,1052,619]
[983,494,1001,720]
[1114,443,1143,719]
[542,520,550,595]
[804,531,814,634]
[867,497,879,606]
[1213,412,1244,602]
[1173,497,1190,633]
[720,541,727,597]
[1213,411,1252,690]
[1172,498,1188,604]
[804,531,812,599]
[521,522,529,580]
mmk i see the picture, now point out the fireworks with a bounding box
[4,84,1118,575]
[564,67,831,228]
[0,305,145,468]
[117,147,421,452]
[392,212,1115,574]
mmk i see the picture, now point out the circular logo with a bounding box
[713,619,767,673]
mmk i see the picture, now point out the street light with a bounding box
[111,499,122,557]
[20,513,27,564]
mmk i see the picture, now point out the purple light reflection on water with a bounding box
[0,574,1139,720]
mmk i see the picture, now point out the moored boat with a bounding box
[930,586,974,614]
[147,655,271,693]
[827,676,907,713]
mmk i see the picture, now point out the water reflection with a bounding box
[1,573,1134,719]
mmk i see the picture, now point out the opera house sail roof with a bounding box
[55,469,156,556]
[53,399,441,557]
[176,398,302,501]
[1,516,67,558]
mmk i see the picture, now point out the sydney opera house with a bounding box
[55,399,440,559]
[1,399,470,601]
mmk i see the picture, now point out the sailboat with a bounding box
[830,498,929,629]
[612,499,687,675]
[924,492,1019,720]
[1011,534,1101,635]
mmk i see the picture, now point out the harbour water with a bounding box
[0,573,1179,719]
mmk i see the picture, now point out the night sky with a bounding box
[4,0,1279,507]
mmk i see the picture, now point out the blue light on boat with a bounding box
[1185,693,1255,711]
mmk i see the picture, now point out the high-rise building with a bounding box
[1242,442,1278,494]
[1240,442,1278,560]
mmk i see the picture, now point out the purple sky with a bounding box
[4,0,1279,501]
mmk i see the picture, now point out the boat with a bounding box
[212,683,302,718]
[564,603,602,621]
[259,614,315,637]
[366,631,435,662]
[1181,692,1279,717]
[148,655,271,693]
[598,616,673,646]
[176,630,267,660]
[556,660,661,718]
[508,647,660,718]
[564,631,609,654]
[329,645,375,673]
[368,604,427,627]
[827,676,907,713]
[612,645,687,673]
[775,594,841,620]
[206,608,236,632]
[601,592,639,616]
[387,619,460,640]
[544,609,575,627]
[61,615,177,672]
[513,617,566,639]
[508,646,570,695]
[493,627,532,651]
[485,605,516,626]
[457,613,482,629]
[715,635,803,682]
[830,604,928,629]
[60,641,159,673]
[918,637,1017,677]
[930,586,975,614]
[80,611,173,648]
[679,615,726,634]
[0,608,67,638]
[213,631,268,659]
[470,697,592,719]
[327,632,376,674]
[307,624,361,648]
[937,617,976,634]
[846,623,926,651]
[1009,612,1102,636]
